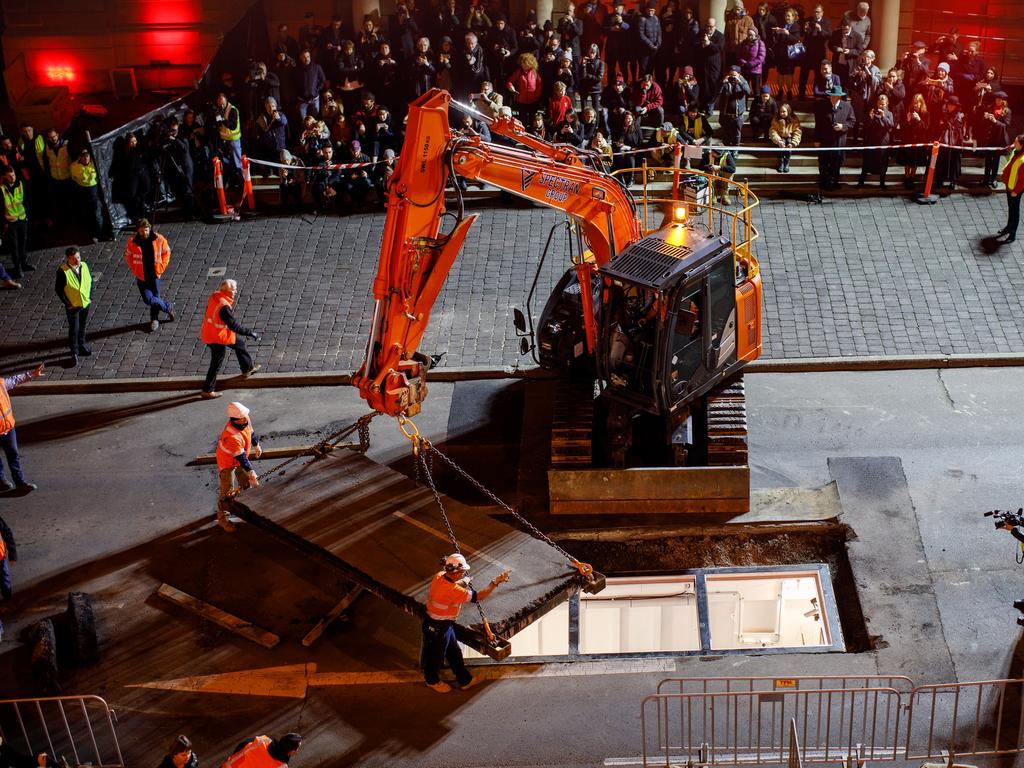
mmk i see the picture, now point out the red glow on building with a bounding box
[44,65,76,83]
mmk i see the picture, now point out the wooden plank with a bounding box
[550,498,749,515]
[301,585,363,647]
[547,466,750,502]
[188,443,359,466]
[157,583,280,649]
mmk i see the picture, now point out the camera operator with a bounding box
[245,62,280,126]
[899,41,931,96]
[717,65,751,157]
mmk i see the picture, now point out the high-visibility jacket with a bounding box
[0,379,15,435]
[45,143,71,181]
[18,134,45,171]
[221,736,284,768]
[200,290,236,345]
[216,419,254,470]
[2,182,26,222]
[426,571,475,621]
[1003,151,1024,195]
[61,262,92,308]
[124,234,171,280]
[70,160,98,188]
[219,103,242,142]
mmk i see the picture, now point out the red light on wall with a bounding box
[44,66,76,83]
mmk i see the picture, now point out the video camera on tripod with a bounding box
[984,508,1024,528]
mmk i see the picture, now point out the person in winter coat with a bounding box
[899,93,930,189]
[547,81,574,132]
[695,17,725,113]
[507,53,543,123]
[199,279,261,400]
[997,134,1024,243]
[603,4,632,81]
[677,5,701,71]
[656,0,682,85]
[736,27,767,95]
[455,31,488,99]
[157,736,197,768]
[815,85,856,190]
[769,101,801,172]
[979,91,1012,188]
[799,5,831,99]
[848,50,882,138]
[724,2,754,67]
[717,65,751,154]
[878,68,906,127]
[602,76,634,134]
[771,7,802,102]
[934,95,966,189]
[634,73,665,127]
[749,86,778,140]
[636,2,663,78]
[485,15,518,91]
[611,111,644,182]
[123,218,174,332]
[858,94,895,188]
[255,98,289,167]
[580,44,607,112]
[292,49,326,119]
[557,3,584,63]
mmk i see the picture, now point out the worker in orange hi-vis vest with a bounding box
[213,401,262,532]
[221,733,301,768]
[422,553,511,694]
[0,364,44,493]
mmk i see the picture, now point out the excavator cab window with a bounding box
[607,282,659,397]
[668,287,705,400]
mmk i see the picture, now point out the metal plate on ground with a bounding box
[229,451,600,659]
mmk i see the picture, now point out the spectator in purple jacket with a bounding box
[737,27,767,95]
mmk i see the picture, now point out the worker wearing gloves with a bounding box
[422,553,510,693]
[199,279,261,399]
[214,401,262,533]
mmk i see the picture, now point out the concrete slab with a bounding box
[229,451,598,656]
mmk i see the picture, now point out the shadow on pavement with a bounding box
[0,322,154,359]
[16,392,202,445]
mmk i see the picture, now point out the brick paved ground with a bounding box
[0,193,1016,380]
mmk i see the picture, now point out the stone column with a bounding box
[533,0,554,29]
[873,0,901,72]
[700,0,727,28]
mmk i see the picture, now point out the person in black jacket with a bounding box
[110,132,151,224]
[636,2,663,78]
[798,5,831,100]
[310,144,345,210]
[200,279,261,399]
[816,85,856,190]
[579,44,607,112]
[0,514,18,642]
[695,18,725,114]
[157,735,197,768]
[485,15,518,94]
[858,94,895,188]
[604,4,632,82]
[293,49,326,120]
[557,3,584,64]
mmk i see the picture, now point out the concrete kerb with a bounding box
[11,353,1024,396]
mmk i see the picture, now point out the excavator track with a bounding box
[704,374,748,466]
[549,377,595,469]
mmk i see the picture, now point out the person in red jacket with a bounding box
[506,53,543,125]
[633,73,665,127]
[199,279,262,399]
[123,219,174,332]
[998,134,1024,244]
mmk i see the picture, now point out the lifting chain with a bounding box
[397,416,596,585]
[257,412,378,483]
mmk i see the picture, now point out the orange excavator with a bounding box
[352,88,762,471]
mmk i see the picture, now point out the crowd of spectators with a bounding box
[0,0,1016,250]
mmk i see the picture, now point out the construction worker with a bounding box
[54,246,93,366]
[200,279,261,399]
[43,129,71,226]
[124,218,175,332]
[0,365,44,493]
[700,141,737,206]
[2,165,31,278]
[221,733,301,768]
[214,401,262,532]
[69,147,103,242]
[214,92,243,177]
[422,553,511,693]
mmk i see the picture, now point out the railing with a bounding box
[641,687,905,768]
[0,695,124,768]
[639,677,1024,768]
[609,162,760,278]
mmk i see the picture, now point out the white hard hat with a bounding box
[443,553,470,572]
[227,402,250,419]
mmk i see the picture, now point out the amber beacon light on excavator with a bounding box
[351,88,763,516]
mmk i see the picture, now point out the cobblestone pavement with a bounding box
[0,192,1016,380]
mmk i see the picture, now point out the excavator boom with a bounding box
[352,88,641,417]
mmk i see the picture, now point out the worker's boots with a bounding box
[216,509,237,533]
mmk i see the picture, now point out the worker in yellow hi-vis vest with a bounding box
[54,246,94,366]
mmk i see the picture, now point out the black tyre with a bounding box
[66,591,99,666]
[30,619,60,694]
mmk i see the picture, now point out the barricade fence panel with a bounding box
[641,678,1024,768]
[0,695,123,768]
[641,687,904,768]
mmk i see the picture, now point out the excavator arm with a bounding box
[353,88,641,417]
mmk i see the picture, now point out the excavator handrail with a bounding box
[609,163,761,275]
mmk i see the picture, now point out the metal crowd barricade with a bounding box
[639,677,1024,768]
[906,679,1024,760]
[0,695,124,767]
[641,686,905,768]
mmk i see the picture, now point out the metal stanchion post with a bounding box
[916,141,941,205]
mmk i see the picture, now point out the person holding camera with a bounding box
[899,41,931,97]
[603,3,632,82]
[695,18,725,114]
[858,94,894,188]
[978,91,1012,189]
[255,97,289,170]
[634,72,665,128]
[484,15,517,92]
[580,44,607,113]
[717,65,751,156]
[849,50,882,139]
[799,5,832,101]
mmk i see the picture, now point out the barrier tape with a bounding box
[613,141,1007,157]
[247,156,388,171]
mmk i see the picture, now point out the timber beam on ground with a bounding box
[188,443,361,466]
